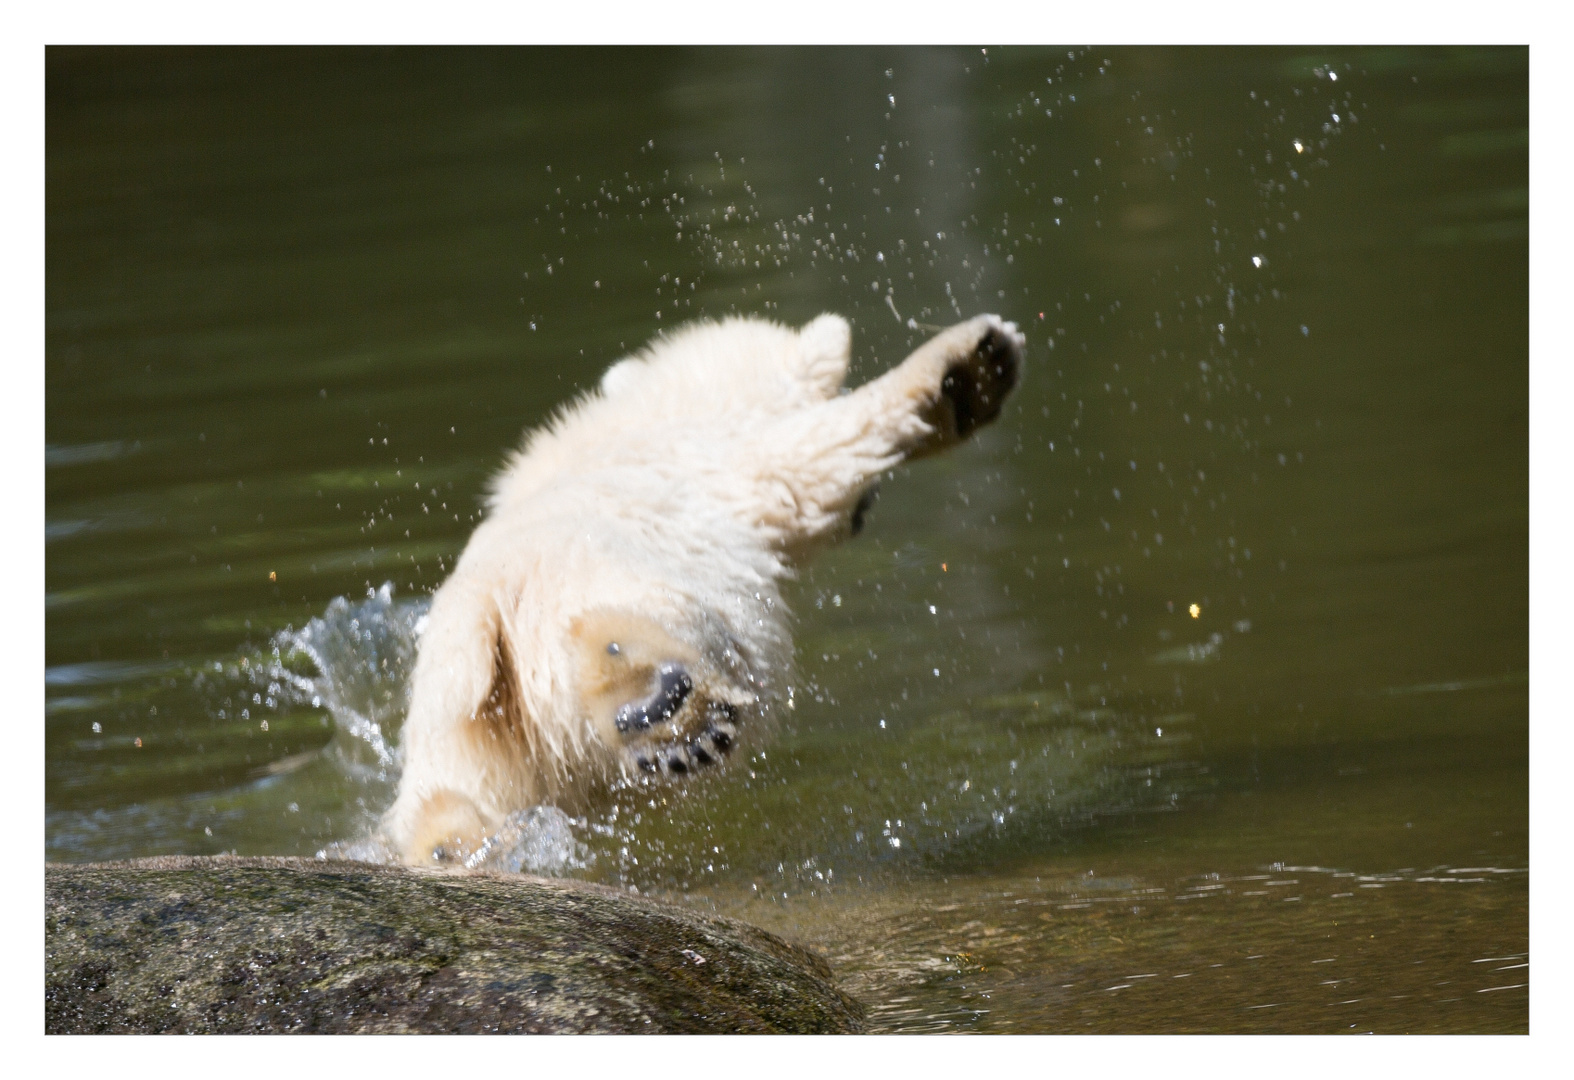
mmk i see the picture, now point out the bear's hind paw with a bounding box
[939,317,1024,439]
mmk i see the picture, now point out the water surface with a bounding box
[46,46,1528,1033]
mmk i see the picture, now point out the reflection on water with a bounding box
[46,46,1526,1032]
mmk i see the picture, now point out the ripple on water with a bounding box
[687,861,1528,1033]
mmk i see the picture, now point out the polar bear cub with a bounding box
[384,313,1024,865]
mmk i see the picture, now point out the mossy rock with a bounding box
[45,856,864,1034]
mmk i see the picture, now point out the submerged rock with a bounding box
[45,856,864,1034]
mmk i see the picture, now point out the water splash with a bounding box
[1152,631,1225,664]
[262,586,593,875]
[267,582,428,782]
[316,834,398,865]
[464,806,594,875]
[316,805,593,876]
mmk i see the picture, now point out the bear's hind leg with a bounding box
[872,314,1024,456]
[935,317,1023,441]
[756,314,1024,549]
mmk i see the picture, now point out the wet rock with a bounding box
[45,855,864,1034]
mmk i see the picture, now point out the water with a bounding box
[46,46,1527,1032]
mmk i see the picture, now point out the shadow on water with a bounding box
[46,46,1526,1031]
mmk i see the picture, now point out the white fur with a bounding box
[382,312,1022,863]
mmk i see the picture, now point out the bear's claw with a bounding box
[627,699,738,777]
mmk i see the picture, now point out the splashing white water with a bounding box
[465,806,594,875]
[268,582,428,782]
[269,584,592,875]
[317,804,592,875]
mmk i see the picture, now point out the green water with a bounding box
[46,46,1528,1032]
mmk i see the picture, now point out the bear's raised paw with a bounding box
[940,318,1024,439]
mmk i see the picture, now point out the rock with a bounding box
[45,856,864,1034]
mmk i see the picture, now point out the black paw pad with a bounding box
[941,325,1022,438]
[614,663,693,733]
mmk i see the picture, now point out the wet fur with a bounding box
[385,313,1023,864]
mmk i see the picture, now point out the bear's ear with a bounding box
[794,314,852,398]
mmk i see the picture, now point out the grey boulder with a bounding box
[45,855,863,1034]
